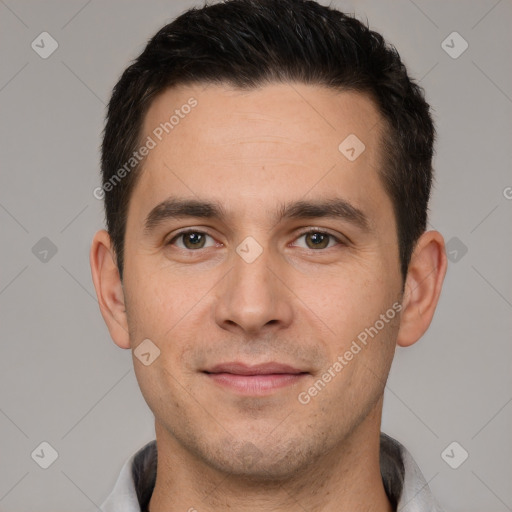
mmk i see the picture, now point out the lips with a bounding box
[204,362,306,376]
[203,362,309,395]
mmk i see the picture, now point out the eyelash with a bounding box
[167,228,345,251]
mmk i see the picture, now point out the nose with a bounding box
[213,245,294,336]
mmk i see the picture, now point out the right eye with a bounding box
[167,230,218,250]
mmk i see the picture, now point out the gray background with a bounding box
[1,0,511,510]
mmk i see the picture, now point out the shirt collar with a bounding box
[100,433,443,512]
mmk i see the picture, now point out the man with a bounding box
[90,0,447,510]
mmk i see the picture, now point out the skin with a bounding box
[90,83,447,512]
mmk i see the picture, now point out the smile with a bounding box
[203,362,309,395]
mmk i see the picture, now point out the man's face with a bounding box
[122,83,403,477]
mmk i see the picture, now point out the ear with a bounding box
[396,230,447,347]
[89,229,131,349]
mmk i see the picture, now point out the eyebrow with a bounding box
[143,196,371,234]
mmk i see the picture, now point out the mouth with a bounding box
[202,362,309,395]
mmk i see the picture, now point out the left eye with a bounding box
[168,230,217,250]
[292,230,341,250]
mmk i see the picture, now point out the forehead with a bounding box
[132,82,389,227]
[143,82,382,154]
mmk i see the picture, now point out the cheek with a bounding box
[124,269,210,387]
[307,267,400,382]
[313,267,389,331]
[123,261,195,340]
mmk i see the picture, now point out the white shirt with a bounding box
[100,433,443,512]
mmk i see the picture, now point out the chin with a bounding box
[202,435,320,482]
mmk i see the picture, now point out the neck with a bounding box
[148,404,393,512]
